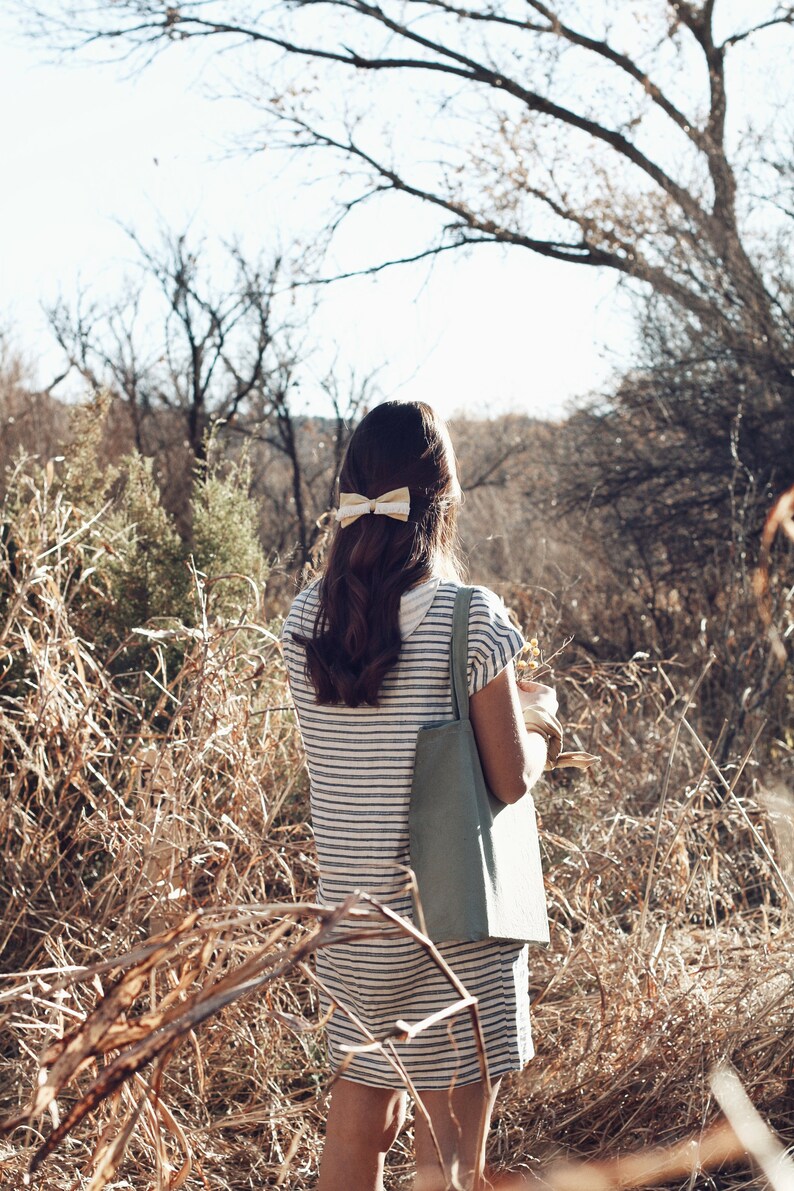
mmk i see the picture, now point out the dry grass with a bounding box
[0,463,792,1190]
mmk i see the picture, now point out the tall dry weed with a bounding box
[0,461,792,1189]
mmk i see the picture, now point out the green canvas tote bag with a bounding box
[408,586,551,946]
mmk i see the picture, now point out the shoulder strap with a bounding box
[450,586,473,721]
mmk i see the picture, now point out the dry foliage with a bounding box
[0,460,792,1190]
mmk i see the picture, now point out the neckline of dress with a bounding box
[399,577,442,638]
[403,576,441,596]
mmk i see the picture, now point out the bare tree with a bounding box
[29,4,794,378]
[48,228,287,463]
[46,227,378,565]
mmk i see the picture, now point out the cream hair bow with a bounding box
[335,486,411,528]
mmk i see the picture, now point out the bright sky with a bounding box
[0,10,643,422]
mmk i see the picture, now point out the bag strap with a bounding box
[450,585,473,721]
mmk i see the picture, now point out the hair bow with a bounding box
[335,486,411,528]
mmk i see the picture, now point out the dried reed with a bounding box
[1,461,792,1189]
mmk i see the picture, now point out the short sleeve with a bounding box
[467,585,526,697]
[280,607,300,683]
[279,580,320,688]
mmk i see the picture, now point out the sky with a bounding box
[0,9,639,422]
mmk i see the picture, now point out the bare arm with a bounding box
[470,665,548,804]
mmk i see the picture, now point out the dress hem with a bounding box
[328,1055,535,1092]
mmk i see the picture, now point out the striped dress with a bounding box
[280,576,536,1090]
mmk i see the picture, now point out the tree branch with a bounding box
[279,115,729,328]
[79,5,706,227]
[523,0,702,146]
[722,9,794,48]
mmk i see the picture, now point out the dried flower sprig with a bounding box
[517,637,541,673]
[515,630,576,683]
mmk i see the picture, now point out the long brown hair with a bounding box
[293,401,466,706]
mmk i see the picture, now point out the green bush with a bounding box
[48,397,269,656]
[191,447,268,623]
[103,451,188,635]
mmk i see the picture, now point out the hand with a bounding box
[516,679,558,718]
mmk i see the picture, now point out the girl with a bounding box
[280,401,556,1191]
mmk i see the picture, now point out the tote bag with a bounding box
[408,586,551,946]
